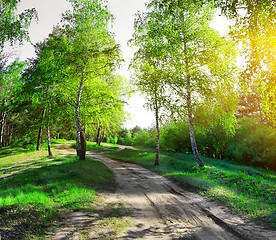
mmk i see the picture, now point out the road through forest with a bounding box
[49,144,275,240]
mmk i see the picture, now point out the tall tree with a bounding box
[47,0,122,160]
[130,54,167,166]
[21,39,67,155]
[131,0,238,167]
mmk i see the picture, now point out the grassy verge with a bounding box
[71,141,119,153]
[105,147,276,228]
[0,154,115,239]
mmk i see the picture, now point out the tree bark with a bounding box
[47,119,52,156]
[99,131,105,146]
[79,130,86,160]
[36,108,46,151]
[8,125,13,146]
[154,91,160,166]
[0,111,6,148]
[75,79,86,160]
[96,125,102,146]
[187,101,204,167]
[184,41,205,167]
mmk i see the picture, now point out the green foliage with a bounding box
[0,60,27,147]
[225,118,276,169]
[132,130,151,147]
[160,121,191,153]
[214,0,276,123]
[195,116,236,159]
[123,130,133,146]
[117,129,133,146]
[160,119,234,159]
[83,74,128,139]
[106,136,118,145]
[105,148,276,228]
[0,0,37,48]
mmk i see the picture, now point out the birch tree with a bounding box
[130,54,167,166]
[53,0,122,160]
[131,0,238,167]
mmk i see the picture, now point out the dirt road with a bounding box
[50,145,275,240]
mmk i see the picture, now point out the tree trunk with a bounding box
[37,108,46,151]
[79,130,86,160]
[184,41,205,167]
[96,126,102,145]
[154,91,160,166]
[99,131,105,146]
[75,81,82,156]
[0,111,6,148]
[75,79,86,160]
[187,105,204,167]
[46,100,53,157]
[8,125,13,145]
[47,119,52,156]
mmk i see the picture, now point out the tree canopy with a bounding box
[0,0,37,48]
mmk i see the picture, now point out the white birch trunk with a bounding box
[75,79,86,160]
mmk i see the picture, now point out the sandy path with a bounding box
[49,144,275,240]
[88,152,237,240]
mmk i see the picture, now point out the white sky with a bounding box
[11,0,233,129]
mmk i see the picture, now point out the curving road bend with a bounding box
[89,151,238,240]
[51,144,275,240]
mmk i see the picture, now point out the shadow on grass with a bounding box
[0,155,116,239]
[0,139,72,159]
[0,146,33,159]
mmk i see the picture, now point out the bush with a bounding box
[124,130,133,146]
[117,130,133,146]
[225,118,276,169]
[106,136,118,144]
[160,122,191,153]
[132,130,151,147]
[196,124,233,159]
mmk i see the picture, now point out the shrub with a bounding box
[124,130,133,146]
[160,122,191,153]
[225,118,276,169]
[106,136,118,144]
[132,130,151,147]
[196,124,233,159]
[117,130,133,146]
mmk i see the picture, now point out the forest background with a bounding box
[0,0,276,169]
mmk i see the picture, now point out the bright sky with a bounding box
[12,0,233,129]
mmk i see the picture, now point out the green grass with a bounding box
[0,139,71,170]
[0,152,115,239]
[105,148,276,228]
[71,141,119,153]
